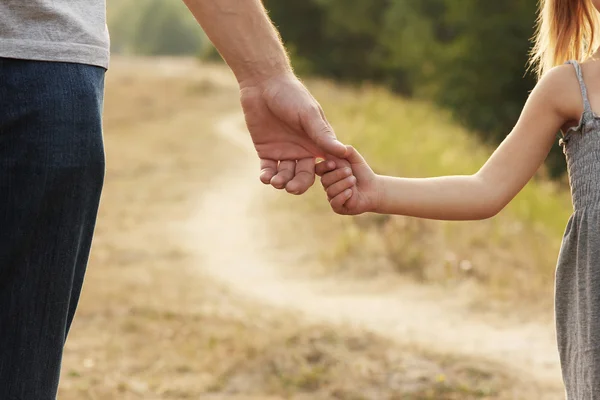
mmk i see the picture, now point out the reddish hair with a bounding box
[530,0,599,78]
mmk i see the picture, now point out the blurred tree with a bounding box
[108,0,204,56]
[107,0,565,177]
[132,0,204,56]
[264,0,396,84]
[316,0,390,81]
[384,1,563,176]
[262,0,326,75]
[264,0,565,177]
[107,0,140,53]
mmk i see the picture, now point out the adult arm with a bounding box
[182,0,348,194]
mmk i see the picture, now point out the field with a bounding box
[58,57,566,399]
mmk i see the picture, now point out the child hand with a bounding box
[316,146,381,215]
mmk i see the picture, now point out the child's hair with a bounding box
[530,0,599,78]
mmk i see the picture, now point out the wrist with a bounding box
[370,175,386,214]
[235,57,293,89]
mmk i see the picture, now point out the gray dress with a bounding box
[557,60,600,398]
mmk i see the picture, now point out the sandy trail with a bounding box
[181,111,564,394]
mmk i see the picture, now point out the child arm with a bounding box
[318,66,576,219]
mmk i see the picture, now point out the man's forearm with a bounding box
[183,0,292,84]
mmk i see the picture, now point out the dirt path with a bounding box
[182,112,564,392]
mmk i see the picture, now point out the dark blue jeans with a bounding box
[0,58,106,399]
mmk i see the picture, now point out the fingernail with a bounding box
[345,189,352,197]
[350,176,357,184]
[344,168,352,176]
[328,161,335,169]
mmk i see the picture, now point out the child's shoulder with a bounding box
[539,63,581,94]
[537,63,590,124]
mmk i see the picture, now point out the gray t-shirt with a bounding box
[0,1,110,68]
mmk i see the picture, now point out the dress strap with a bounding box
[566,60,594,118]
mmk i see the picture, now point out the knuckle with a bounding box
[302,170,316,184]
[299,104,320,123]
[325,171,339,183]
[315,128,333,143]
[282,171,294,180]
[306,103,321,116]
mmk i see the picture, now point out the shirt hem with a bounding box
[0,38,110,69]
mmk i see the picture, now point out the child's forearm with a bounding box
[375,174,502,220]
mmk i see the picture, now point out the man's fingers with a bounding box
[260,159,278,185]
[301,107,347,158]
[285,158,315,195]
[326,176,357,199]
[270,160,296,189]
[321,167,352,188]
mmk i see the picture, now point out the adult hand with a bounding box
[239,72,348,195]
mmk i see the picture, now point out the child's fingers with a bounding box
[326,176,356,199]
[315,160,337,176]
[321,167,353,188]
[330,189,352,212]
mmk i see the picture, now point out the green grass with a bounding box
[302,80,573,305]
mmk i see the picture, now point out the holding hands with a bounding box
[240,72,348,195]
[316,146,381,215]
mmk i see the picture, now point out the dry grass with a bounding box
[58,57,558,399]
